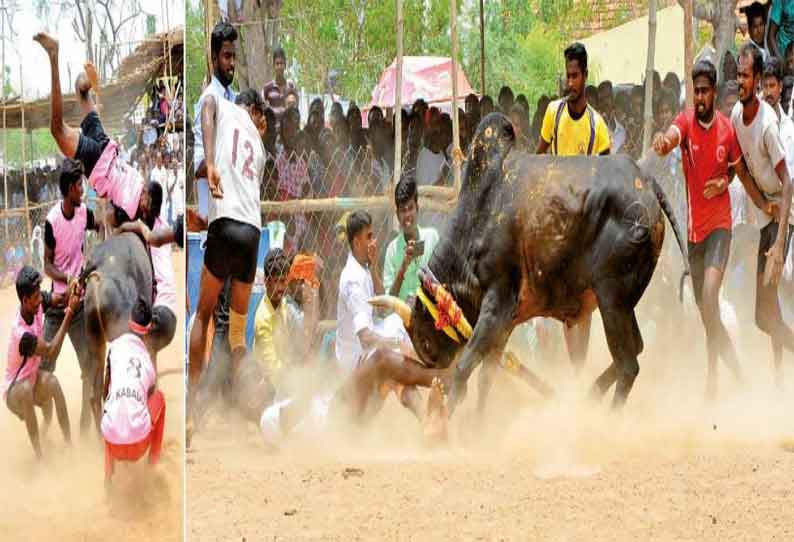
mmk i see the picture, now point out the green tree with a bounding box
[185,0,207,121]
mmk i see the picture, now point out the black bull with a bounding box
[78,233,175,431]
[373,113,688,414]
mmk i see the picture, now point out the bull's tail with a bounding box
[648,176,690,302]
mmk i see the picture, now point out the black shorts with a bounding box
[204,218,260,284]
[758,221,794,276]
[74,111,110,176]
[688,228,731,305]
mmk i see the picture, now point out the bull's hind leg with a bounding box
[600,306,642,409]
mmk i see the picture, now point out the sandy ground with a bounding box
[188,285,794,542]
[0,251,185,542]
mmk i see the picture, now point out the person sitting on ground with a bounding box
[33,33,161,232]
[5,266,80,459]
[254,249,320,390]
[101,296,166,488]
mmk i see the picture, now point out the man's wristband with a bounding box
[65,307,73,319]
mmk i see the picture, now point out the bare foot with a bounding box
[423,377,449,444]
[75,73,92,97]
[33,32,59,57]
[83,63,99,92]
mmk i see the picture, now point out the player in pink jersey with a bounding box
[101,296,166,488]
[5,267,82,459]
[33,32,162,232]
[41,158,103,434]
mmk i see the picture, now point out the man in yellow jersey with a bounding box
[537,41,611,370]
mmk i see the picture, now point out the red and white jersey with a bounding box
[208,99,265,229]
[100,333,156,445]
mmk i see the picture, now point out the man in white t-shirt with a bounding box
[732,44,794,383]
[186,88,267,445]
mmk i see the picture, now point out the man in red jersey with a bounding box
[653,59,758,399]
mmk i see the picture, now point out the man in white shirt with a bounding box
[193,21,239,224]
[186,89,267,446]
[732,44,794,383]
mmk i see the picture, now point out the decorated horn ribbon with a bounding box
[416,287,461,343]
[417,267,473,341]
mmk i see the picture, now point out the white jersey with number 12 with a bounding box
[208,99,265,229]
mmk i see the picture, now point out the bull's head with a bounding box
[468,112,515,177]
[369,267,472,370]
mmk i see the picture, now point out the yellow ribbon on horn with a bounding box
[416,288,461,343]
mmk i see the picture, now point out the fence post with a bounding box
[393,0,404,196]
[450,0,462,194]
[20,63,31,242]
[642,0,657,152]
[1,0,7,240]
[479,0,485,99]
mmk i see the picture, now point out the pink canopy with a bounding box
[367,56,475,110]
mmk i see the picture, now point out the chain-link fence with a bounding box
[258,144,457,321]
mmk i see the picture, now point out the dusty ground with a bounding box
[188,297,794,542]
[0,252,185,542]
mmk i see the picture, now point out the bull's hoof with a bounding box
[423,377,449,445]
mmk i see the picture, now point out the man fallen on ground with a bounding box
[4,266,81,459]
[101,296,166,489]
[33,33,161,232]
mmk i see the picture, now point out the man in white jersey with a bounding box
[194,21,238,224]
[186,88,267,444]
[732,43,794,385]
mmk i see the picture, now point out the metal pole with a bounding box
[684,0,694,109]
[450,0,462,193]
[393,0,403,191]
[20,63,30,241]
[479,0,485,96]
[642,0,657,152]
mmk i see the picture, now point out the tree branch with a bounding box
[677,0,715,23]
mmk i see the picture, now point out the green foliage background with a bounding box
[185,0,608,120]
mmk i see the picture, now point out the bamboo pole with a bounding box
[393,0,404,191]
[450,0,462,193]
[258,193,456,215]
[642,0,657,152]
[20,63,31,241]
[683,0,694,109]
[479,0,485,96]
[2,0,7,240]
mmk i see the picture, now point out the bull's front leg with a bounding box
[448,284,515,416]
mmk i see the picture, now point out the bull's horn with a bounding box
[369,295,412,329]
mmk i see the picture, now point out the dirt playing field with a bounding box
[188,291,794,542]
[0,252,185,542]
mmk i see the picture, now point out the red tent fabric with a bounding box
[367,56,475,111]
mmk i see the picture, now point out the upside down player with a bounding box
[33,32,161,232]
